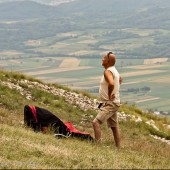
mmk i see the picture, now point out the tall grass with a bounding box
[1,123,170,169]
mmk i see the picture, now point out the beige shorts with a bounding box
[94,101,120,128]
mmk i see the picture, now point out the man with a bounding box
[92,52,122,148]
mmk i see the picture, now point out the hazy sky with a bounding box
[0,0,78,5]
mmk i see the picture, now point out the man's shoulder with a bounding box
[107,66,118,73]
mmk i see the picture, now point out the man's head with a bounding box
[102,52,116,68]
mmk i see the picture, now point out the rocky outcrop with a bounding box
[0,79,99,111]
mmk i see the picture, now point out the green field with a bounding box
[0,23,169,113]
[119,62,170,112]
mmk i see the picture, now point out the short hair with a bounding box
[107,52,115,65]
[107,52,113,61]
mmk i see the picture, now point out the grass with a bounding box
[1,123,170,169]
[0,69,170,169]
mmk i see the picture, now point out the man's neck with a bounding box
[105,65,114,69]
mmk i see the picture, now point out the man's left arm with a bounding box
[119,76,123,85]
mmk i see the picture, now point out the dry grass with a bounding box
[0,70,170,169]
[1,122,170,169]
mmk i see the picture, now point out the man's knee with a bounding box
[92,118,97,126]
[111,126,119,131]
[92,118,101,126]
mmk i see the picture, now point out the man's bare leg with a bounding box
[111,126,120,148]
[92,119,101,142]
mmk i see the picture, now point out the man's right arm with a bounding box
[104,70,115,100]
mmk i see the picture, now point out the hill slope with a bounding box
[0,0,170,58]
[0,1,58,20]
[0,69,170,169]
[0,0,170,28]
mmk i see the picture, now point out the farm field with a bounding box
[0,56,170,113]
[119,62,170,112]
[0,24,169,113]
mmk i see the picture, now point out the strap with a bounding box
[29,105,38,123]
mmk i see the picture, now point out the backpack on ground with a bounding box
[24,105,94,141]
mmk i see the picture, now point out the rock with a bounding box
[135,117,142,123]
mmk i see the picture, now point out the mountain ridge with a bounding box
[0,1,58,20]
[0,0,170,24]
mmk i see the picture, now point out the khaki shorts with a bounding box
[94,101,120,128]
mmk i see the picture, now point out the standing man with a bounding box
[92,52,121,148]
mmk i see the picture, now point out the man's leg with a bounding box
[92,119,101,142]
[111,126,120,148]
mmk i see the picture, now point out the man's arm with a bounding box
[104,70,115,100]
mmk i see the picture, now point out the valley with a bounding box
[1,55,170,114]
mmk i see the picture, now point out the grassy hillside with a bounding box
[0,69,170,169]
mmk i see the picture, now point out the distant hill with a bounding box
[0,0,170,28]
[0,0,170,57]
[57,0,170,28]
[0,1,58,20]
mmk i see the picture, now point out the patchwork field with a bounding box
[0,23,169,110]
[1,56,170,113]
